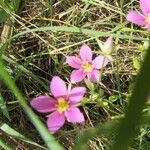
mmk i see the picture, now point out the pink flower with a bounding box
[30,76,86,133]
[126,0,150,32]
[66,45,110,83]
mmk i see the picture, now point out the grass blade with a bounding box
[12,26,146,41]
[2,55,49,91]
[0,93,11,121]
[75,120,119,150]
[112,46,150,150]
[0,138,12,150]
[75,112,150,150]
[0,122,47,149]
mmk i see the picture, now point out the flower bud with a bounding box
[102,37,113,55]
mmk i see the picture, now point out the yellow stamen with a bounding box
[56,97,69,113]
[82,61,93,73]
[145,14,150,24]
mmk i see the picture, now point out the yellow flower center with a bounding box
[145,14,150,24]
[56,97,69,113]
[82,61,93,73]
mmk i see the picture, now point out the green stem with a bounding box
[120,0,124,23]
[0,61,64,150]
[115,56,122,105]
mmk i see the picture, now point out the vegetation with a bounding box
[0,0,150,149]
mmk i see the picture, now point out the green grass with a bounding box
[0,0,150,149]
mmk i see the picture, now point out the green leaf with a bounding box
[96,99,109,108]
[108,95,119,102]
[112,44,150,150]
[0,8,9,23]
[98,88,104,97]
[10,0,21,13]
[133,57,141,72]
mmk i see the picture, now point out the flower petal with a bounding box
[87,69,100,83]
[126,11,146,26]
[65,107,85,123]
[50,76,67,98]
[79,45,92,61]
[92,55,109,69]
[47,111,65,133]
[103,37,113,54]
[69,87,86,104]
[30,96,56,113]
[66,56,82,69]
[70,69,86,83]
[140,0,150,15]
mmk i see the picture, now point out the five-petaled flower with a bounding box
[126,0,150,32]
[30,76,86,133]
[66,45,110,83]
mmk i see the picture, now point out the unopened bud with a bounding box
[102,36,113,55]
